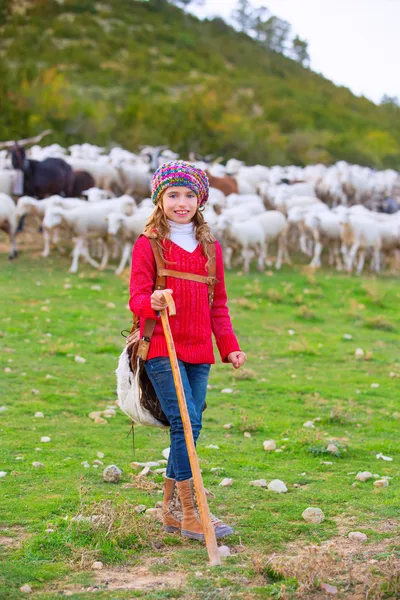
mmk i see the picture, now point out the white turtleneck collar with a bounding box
[167,219,198,253]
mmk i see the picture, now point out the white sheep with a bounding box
[339,213,381,275]
[16,196,88,257]
[257,211,289,269]
[107,205,153,275]
[0,193,17,259]
[0,170,19,196]
[215,214,266,273]
[305,211,343,270]
[43,196,135,273]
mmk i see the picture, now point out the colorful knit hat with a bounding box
[151,160,209,207]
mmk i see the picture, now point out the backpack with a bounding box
[116,233,217,428]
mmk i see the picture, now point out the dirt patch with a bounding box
[93,564,186,592]
[0,525,30,550]
[44,559,186,595]
[252,516,400,599]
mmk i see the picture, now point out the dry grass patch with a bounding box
[0,526,30,550]
[266,288,283,303]
[362,282,386,306]
[296,305,317,320]
[364,315,395,331]
[253,528,400,599]
[67,496,167,569]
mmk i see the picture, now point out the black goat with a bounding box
[11,144,74,199]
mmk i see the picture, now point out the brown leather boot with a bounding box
[177,478,233,540]
[163,477,182,533]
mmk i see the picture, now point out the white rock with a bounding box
[4,367,12,373]
[134,504,147,513]
[97,452,105,459]
[221,388,233,394]
[303,421,315,429]
[355,471,372,482]
[31,389,40,395]
[302,507,325,524]
[207,444,220,450]
[145,461,160,468]
[370,383,379,389]
[20,584,32,593]
[0,471,7,478]
[263,440,276,451]
[321,461,333,466]
[288,329,295,335]
[217,545,231,557]
[103,409,115,418]
[219,478,233,487]
[93,460,103,466]
[267,479,287,493]
[92,561,103,570]
[355,348,365,359]
[244,431,252,438]
[320,583,338,595]
[40,436,51,443]
[34,412,44,418]
[74,355,86,363]
[376,453,393,461]
[250,479,267,488]
[374,479,389,488]
[91,285,102,291]
[103,465,122,483]
[154,468,167,475]
[223,423,232,429]
[343,334,353,340]
[0,406,7,413]
[138,466,151,477]
[32,462,44,468]
[81,461,90,468]
[327,443,338,454]
[145,508,163,521]
[45,374,53,379]
[107,302,115,308]
[162,447,170,460]
[349,531,368,541]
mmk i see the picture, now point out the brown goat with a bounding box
[205,171,238,196]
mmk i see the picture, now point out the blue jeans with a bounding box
[145,357,211,481]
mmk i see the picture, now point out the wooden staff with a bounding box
[160,291,221,567]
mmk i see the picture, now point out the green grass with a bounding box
[1,247,400,598]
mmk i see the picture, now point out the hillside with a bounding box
[1,0,400,168]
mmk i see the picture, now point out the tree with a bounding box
[291,35,310,67]
[254,15,291,53]
[231,0,255,34]
[168,0,205,7]
[380,94,399,107]
[251,5,270,41]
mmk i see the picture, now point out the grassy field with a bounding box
[1,241,400,599]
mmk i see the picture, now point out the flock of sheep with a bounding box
[1,142,400,276]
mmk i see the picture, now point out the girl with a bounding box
[129,161,246,541]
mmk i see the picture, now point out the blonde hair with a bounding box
[143,195,215,265]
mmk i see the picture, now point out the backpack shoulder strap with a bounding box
[207,242,216,306]
[142,231,166,290]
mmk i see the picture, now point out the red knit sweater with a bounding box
[129,236,240,364]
